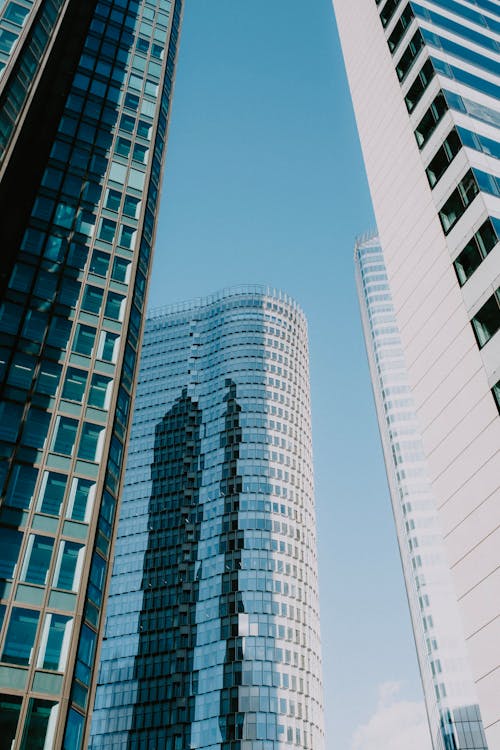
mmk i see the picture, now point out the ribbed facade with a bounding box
[0,1,182,747]
[333,0,500,743]
[90,286,325,750]
[355,235,488,750]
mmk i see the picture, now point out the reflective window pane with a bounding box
[36,472,67,516]
[2,608,40,665]
[21,535,55,585]
[78,423,105,462]
[20,698,59,750]
[88,374,112,410]
[0,527,23,579]
[37,614,72,671]
[0,694,22,748]
[51,417,78,456]
[4,464,38,509]
[67,478,96,523]
[62,368,87,403]
[53,541,84,591]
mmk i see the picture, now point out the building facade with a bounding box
[0,0,183,747]
[355,234,488,750]
[89,286,325,750]
[333,1,500,743]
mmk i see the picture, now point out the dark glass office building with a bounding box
[90,287,325,750]
[0,0,182,747]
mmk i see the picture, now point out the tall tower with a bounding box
[333,1,500,744]
[355,234,488,750]
[0,1,183,747]
[89,286,325,750]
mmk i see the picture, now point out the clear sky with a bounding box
[149,1,430,747]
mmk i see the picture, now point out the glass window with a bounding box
[97,331,119,363]
[22,309,47,341]
[21,535,54,586]
[75,625,96,686]
[62,368,87,402]
[2,608,40,665]
[35,361,62,397]
[0,402,22,442]
[37,614,72,672]
[78,423,105,463]
[4,464,38,509]
[63,708,84,750]
[53,541,85,591]
[51,417,78,456]
[66,478,96,523]
[9,262,35,293]
[7,353,35,389]
[98,218,116,243]
[72,325,95,356]
[123,195,140,219]
[0,694,22,748]
[119,224,136,250]
[137,119,151,139]
[112,256,131,283]
[472,293,500,348]
[22,408,51,450]
[89,250,110,277]
[20,699,59,750]
[89,374,112,410]
[36,472,67,516]
[104,190,121,212]
[82,285,104,315]
[0,527,23,579]
[115,137,130,157]
[105,292,125,321]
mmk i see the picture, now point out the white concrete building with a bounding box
[356,234,488,750]
[333,1,500,746]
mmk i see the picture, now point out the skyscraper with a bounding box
[0,1,182,747]
[89,286,325,750]
[333,1,500,744]
[355,234,488,750]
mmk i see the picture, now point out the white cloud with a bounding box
[351,682,433,750]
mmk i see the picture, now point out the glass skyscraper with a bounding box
[0,1,182,747]
[356,234,488,750]
[89,286,325,750]
[333,0,500,743]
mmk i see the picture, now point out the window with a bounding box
[115,137,131,157]
[4,464,38,509]
[37,614,72,671]
[66,478,96,523]
[75,624,97,686]
[35,361,62,396]
[112,256,131,283]
[439,170,479,234]
[0,402,22,442]
[73,325,95,356]
[7,353,35,389]
[105,292,125,321]
[22,408,51,450]
[36,472,67,516]
[405,58,435,113]
[104,190,121,212]
[123,195,140,219]
[396,30,424,82]
[1,608,40,666]
[78,423,105,463]
[63,709,84,750]
[0,694,22,748]
[98,218,116,243]
[62,368,87,402]
[380,0,404,27]
[0,527,23,579]
[472,291,500,348]
[20,699,59,750]
[119,224,136,250]
[426,128,462,188]
[82,285,104,315]
[20,535,54,585]
[492,380,500,413]
[51,417,78,456]
[454,219,499,286]
[89,374,113,409]
[388,3,414,53]
[53,541,85,591]
[97,331,119,363]
[89,250,110,277]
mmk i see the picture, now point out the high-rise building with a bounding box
[355,233,488,750]
[89,286,325,750]
[0,1,182,747]
[333,0,500,744]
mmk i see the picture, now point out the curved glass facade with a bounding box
[90,286,325,750]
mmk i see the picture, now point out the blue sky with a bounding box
[149,1,427,746]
